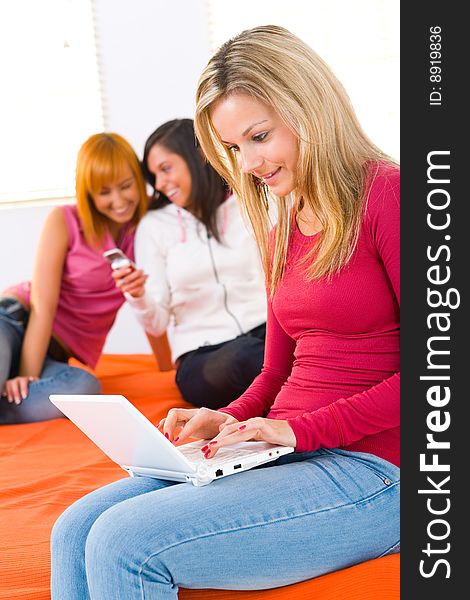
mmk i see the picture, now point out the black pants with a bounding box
[175,323,266,410]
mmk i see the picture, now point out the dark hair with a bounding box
[142,118,229,241]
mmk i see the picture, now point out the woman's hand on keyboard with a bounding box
[202,418,297,459]
[158,407,238,444]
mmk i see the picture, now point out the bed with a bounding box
[0,354,399,599]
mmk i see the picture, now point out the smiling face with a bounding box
[211,93,299,197]
[92,163,140,226]
[146,144,192,209]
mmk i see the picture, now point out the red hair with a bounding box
[75,133,148,246]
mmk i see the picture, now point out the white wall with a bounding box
[1,0,398,354]
[0,0,210,353]
[94,0,211,153]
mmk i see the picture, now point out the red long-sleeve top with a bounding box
[220,163,400,467]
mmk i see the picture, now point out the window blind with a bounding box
[0,0,104,206]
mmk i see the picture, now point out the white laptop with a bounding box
[49,394,294,487]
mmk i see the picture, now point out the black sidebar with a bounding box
[401,2,466,599]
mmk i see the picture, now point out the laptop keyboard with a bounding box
[179,443,261,466]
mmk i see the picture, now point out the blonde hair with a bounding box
[195,25,395,294]
[76,133,148,246]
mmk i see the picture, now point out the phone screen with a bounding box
[103,249,135,270]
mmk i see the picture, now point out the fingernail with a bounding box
[204,451,211,459]
[239,425,247,430]
[164,433,169,439]
[209,441,218,445]
[201,445,209,453]
[174,437,179,443]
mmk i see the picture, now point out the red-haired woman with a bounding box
[0,133,148,424]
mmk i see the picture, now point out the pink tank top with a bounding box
[5,205,135,367]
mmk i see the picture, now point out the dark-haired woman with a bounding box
[115,119,267,409]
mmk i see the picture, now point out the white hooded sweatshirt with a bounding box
[126,195,267,363]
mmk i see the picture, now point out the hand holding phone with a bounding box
[103,248,136,271]
[103,248,147,298]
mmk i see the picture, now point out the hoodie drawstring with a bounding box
[221,201,228,237]
[177,208,187,243]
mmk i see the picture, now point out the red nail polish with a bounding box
[164,433,169,439]
[174,437,179,443]
[239,424,247,431]
[204,451,211,459]
[201,445,209,452]
[209,441,218,445]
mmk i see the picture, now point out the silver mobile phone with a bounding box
[103,248,136,271]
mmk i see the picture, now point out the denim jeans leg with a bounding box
[0,358,102,424]
[50,476,179,600]
[0,310,24,389]
[54,449,399,599]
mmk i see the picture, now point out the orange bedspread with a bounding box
[0,354,399,599]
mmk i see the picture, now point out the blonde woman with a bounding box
[117,119,267,409]
[51,26,399,597]
[0,133,148,424]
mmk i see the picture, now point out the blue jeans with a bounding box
[0,299,101,424]
[51,448,400,599]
